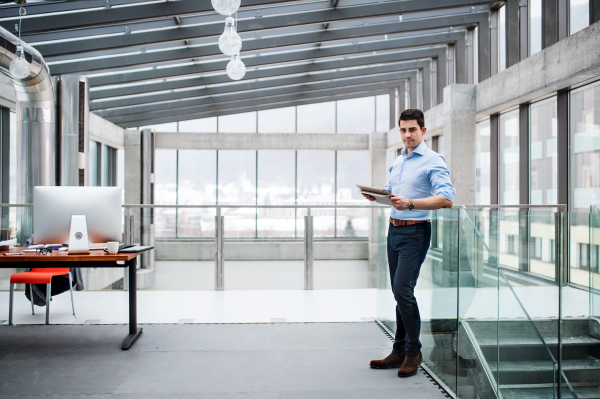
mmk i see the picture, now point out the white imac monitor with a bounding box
[33,186,122,250]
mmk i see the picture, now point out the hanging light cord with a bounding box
[17,6,25,45]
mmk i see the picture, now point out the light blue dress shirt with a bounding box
[384,141,456,221]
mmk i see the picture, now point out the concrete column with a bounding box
[442,84,477,205]
[124,129,155,288]
[368,132,387,288]
[58,75,89,187]
[124,130,141,234]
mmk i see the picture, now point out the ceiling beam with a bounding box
[48,19,466,75]
[34,8,488,58]
[90,48,444,106]
[124,88,395,128]
[117,82,406,127]
[0,0,286,34]
[93,61,429,114]
[106,74,417,124]
[87,31,464,87]
[3,0,498,35]
[0,0,146,17]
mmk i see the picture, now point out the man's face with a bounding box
[400,119,426,150]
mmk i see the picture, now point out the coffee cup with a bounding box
[104,241,119,254]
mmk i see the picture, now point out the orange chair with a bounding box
[8,268,76,325]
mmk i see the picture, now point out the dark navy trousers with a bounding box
[387,221,431,357]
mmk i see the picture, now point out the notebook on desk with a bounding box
[118,245,154,253]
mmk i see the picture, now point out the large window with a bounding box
[297,150,335,237]
[218,112,257,133]
[154,149,178,238]
[570,0,590,35]
[499,110,520,205]
[297,102,336,133]
[258,107,296,133]
[218,150,257,237]
[139,94,391,134]
[337,97,375,134]
[336,151,370,237]
[153,149,370,239]
[530,97,557,205]
[257,150,295,237]
[476,119,491,204]
[88,140,117,187]
[178,150,216,238]
[499,6,506,72]
[530,0,543,55]
[178,117,217,133]
[570,80,600,212]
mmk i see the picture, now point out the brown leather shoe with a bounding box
[397,351,423,378]
[370,353,404,369]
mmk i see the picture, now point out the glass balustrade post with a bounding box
[215,206,224,291]
[304,207,314,290]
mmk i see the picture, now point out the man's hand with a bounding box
[362,193,376,201]
[390,194,409,211]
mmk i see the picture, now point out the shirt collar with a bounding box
[401,140,428,157]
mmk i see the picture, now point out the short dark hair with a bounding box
[399,109,425,129]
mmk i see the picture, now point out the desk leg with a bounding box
[122,258,143,350]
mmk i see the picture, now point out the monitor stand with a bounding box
[68,215,90,255]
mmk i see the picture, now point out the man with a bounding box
[363,109,455,378]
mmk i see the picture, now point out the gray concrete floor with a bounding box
[0,322,447,398]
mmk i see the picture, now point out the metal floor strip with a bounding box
[375,320,455,399]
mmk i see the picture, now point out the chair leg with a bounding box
[8,283,14,326]
[45,283,51,325]
[29,284,34,315]
[68,272,76,318]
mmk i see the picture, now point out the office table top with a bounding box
[0,247,143,263]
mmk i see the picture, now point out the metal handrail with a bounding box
[0,203,568,210]
[462,204,567,211]
[122,204,383,209]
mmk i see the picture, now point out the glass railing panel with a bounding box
[257,207,296,238]
[457,208,579,399]
[335,207,369,238]
[175,207,216,239]
[456,208,500,399]
[495,208,521,272]
[591,206,600,318]
[420,208,460,394]
[0,204,30,292]
[570,211,592,288]
[376,206,394,333]
[497,268,558,398]
[375,207,460,394]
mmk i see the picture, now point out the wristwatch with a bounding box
[408,199,414,211]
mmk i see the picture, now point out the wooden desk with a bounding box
[0,248,146,350]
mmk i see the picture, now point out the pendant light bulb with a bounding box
[9,45,30,80]
[211,0,240,16]
[218,17,242,56]
[226,54,246,80]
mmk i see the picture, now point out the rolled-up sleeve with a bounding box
[383,165,393,193]
[427,155,456,202]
